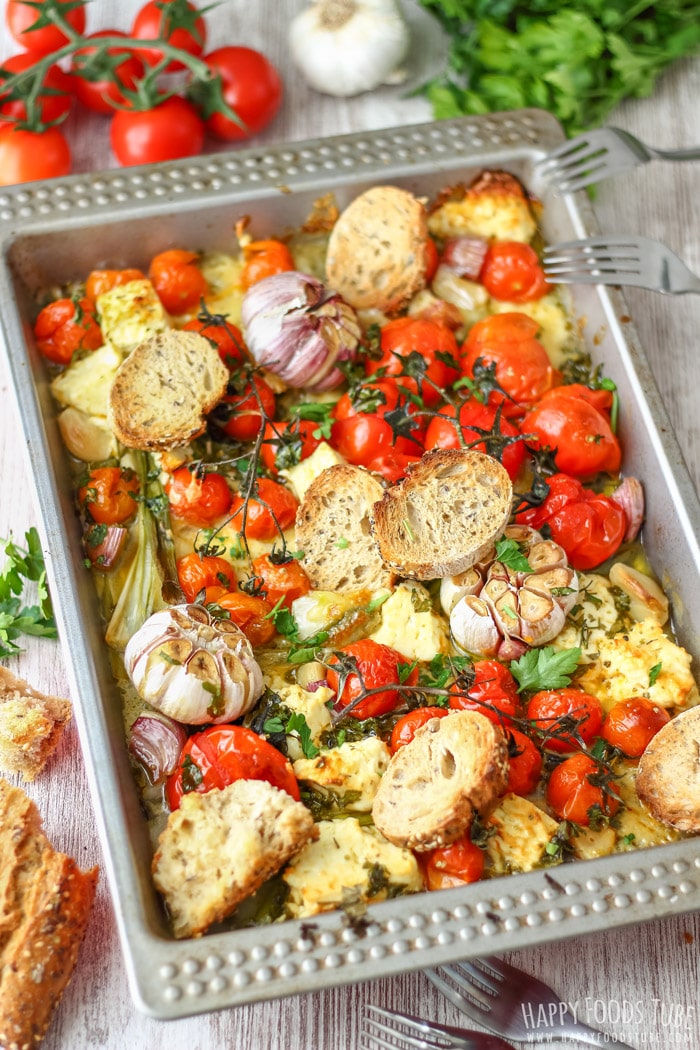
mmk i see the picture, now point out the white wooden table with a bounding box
[1,4,700,1048]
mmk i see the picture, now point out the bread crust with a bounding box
[635,706,700,832]
[0,666,71,782]
[371,710,509,851]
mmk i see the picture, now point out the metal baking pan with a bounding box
[1,109,699,1020]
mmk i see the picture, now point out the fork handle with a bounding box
[655,145,700,161]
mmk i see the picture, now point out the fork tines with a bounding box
[361,1005,454,1050]
[543,237,643,278]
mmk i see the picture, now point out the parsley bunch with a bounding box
[0,527,58,657]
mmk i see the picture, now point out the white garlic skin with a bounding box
[289,0,411,98]
[124,605,264,725]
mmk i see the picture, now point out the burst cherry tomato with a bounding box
[327,639,408,720]
[366,450,421,483]
[110,95,205,167]
[229,478,299,540]
[148,248,207,315]
[166,467,231,526]
[177,553,235,603]
[461,312,557,413]
[0,53,72,123]
[166,724,299,811]
[241,239,295,290]
[202,46,283,141]
[330,414,417,468]
[419,836,485,890]
[260,419,322,473]
[390,707,448,753]
[0,124,71,187]
[424,400,525,481]
[448,659,520,725]
[479,242,550,302]
[220,375,276,442]
[7,0,86,54]
[505,729,542,796]
[215,592,276,647]
[527,688,604,753]
[516,473,627,570]
[366,318,460,406]
[71,31,145,113]
[250,553,311,609]
[600,698,670,758]
[33,296,102,365]
[132,0,207,71]
[521,391,621,477]
[546,753,620,827]
[79,466,140,525]
[183,316,247,369]
[85,268,146,302]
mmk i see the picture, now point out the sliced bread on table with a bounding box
[0,778,98,1050]
[295,464,393,593]
[371,448,512,580]
[109,329,229,451]
[635,706,700,832]
[0,666,71,782]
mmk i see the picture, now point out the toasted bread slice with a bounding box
[325,186,429,313]
[0,666,71,781]
[371,710,509,851]
[635,707,700,832]
[371,448,512,580]
[152,779,317,938]
[295,464,393,593]
[109,329,228,451]
[0,779,98,1050]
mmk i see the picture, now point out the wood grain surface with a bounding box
[1,3,699,1048]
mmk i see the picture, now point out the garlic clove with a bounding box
[439,567,483,616]
[608,562,669,625]
[450,595,501,656]
[610,476,645,542]
[528,566,580,615]
[514,586,566,646]
[527,539,569,572]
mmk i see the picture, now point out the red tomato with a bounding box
[7,0,86,55]
[260,419,322,473]
[250,553,311,609]
[71,31,145,114]
[600,698,670,758]
[79,466,139,526]
[424,237,439,283]
[527,688,604,753]
[389,707,448,753]
[202,46,283,142]
[333,379,403,422]
[221,375,276,442]
[424,401,526,481]
[550,383,615,416]
[330,414,417,468]
[166,467,231,526]
[148,248,207,315]
[461,312,557,412]
[479,242,550,302]
[241,239,295,291]
[215,592,276,647]
[546,753,620,827]
[85,268,145,302]
[521,391,622,477]
[448,659,520,725]
[366,318,460,406]
[33,296,102,365]
[420,837,485,890]
[110,95,205,167]
[0,52,72,123]
[183,316,247,369]
[131,0,206,71]
[516,473,627,571]
[366,450,421,484]
[177,553,235,603]
[327,639,408,720]
[229,478,299,540]
[166,724,298,811]
[506,729,542,796]
[0,124,71,186]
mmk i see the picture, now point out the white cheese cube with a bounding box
[293,736,391,811]
[50,342,122,418]
[96,279,169,353]
[485,793,559,874]
[370,582,450,661]
[280,442,346,501]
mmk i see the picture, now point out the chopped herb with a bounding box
[551,586,575,597]
[85,523,108,548]
[203,681,224,718]
[648,662,663,687]
[419,653,472,690]
[402,518,416,542]
[158,650,182,666]
[501,604,518,620]
[398,659,419,683]
[263,716,286,734]
[494,536,532,572]
[181,754,203,793]
[620,832,636,846]
[511,645,581,693]
[286,711,321,758]
[367,593,390,613]
[336,537,350,550]
[410,588,432,613]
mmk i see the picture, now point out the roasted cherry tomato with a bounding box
[166,724,299,811]
[166,467,231,526]
[424,237,440,283]
[479,242,550,302]
[229,478,299,540]
[85,268,145,302]
[79,466,139,525]
[202,46,283,141]
[110,96,205,168]
[177,553,235,603]
[250,553,311,609]
[389,707,449,753]
[549,383,615,416]
[327,639,409,720]
[0,53,72,123]
[449,659,520,725]
[214,592,276,647]
[241,239,295,290]
[330,414,417,468]
[366,450,422,484]
[148,248,207,315]
[7,0,86,54]
[461,312,557,413]
[131,0,206,71]
[527,688,604,753]
[419,836,485,890]
[334,379,426,443]
[546,752,620,827]
[516,473,627,570]
[505,729,543,796]
[600,697,670,758]
[424,400,526,481]
[366,318,460,406]
[33,296,102,365]
[71,30,145,113]
[183,316,247,369]
[260,419,322,473]
[521,391,621,477]
[220,375,276,442]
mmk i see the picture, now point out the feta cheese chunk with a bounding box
[50,342,122,418]
[370,582,450,661]
[96,279,169,354]
[281,441,346,501]
[485,794,559,874]
[293,735,391,811]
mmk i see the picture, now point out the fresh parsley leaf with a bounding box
[648,662,662,687]
[511,645,581,693]
[494,536,531,572]
[286,711,321,758]
[0,528,57,657]
[397,659,418,683]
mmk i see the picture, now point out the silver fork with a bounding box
[542,235,700,295]
[424,957,638,1049]
[361,1005,516,1050]
[536,126,700,192]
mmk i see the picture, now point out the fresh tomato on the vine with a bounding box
[260,419,322,472]
[461,312,557,412]
[366,317,460,406]
[424,401,526,481]
[448,659,520,725]
[521,390,622,477]
[0,124,71,187]
[505,729,542,796]
[0,53,72,123]
[131,0,207,71]
[183,316,247,369]
[214,591,276,647]
[334,378,426,442]
[389,707,448,753]
[220,374,276,443]
[479,242,550,303]
[85,268,145,302]
[327,639,409,720]
[7,0,86,55]
[229,478,299,541]
[202,46,283,142]
[527,688,604,753]
[516,473,627,570]
[148,248,207,315]
[79,466,140,525]
[110,95,205,167]
[166,724,299,811]
[419,836,485,890]
[600,698,670,758]
[33,296,102,365]
[166,466,231,526]
[177,552,235,603]
[71,30,145,114]
[240,239,295,291]
[250,553,311,610]
[546,752,620,827]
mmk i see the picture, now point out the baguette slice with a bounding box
[371,710,509,851]
[0,779,98,1050]
[371,448,512,580]
[0,666,71,782]
[635,707,700,832]
[295,464,393,593]
[152,779,317,939]
[109,329,228,451]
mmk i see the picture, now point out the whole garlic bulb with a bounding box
[289,0,411,98]
[124,605,264,725]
